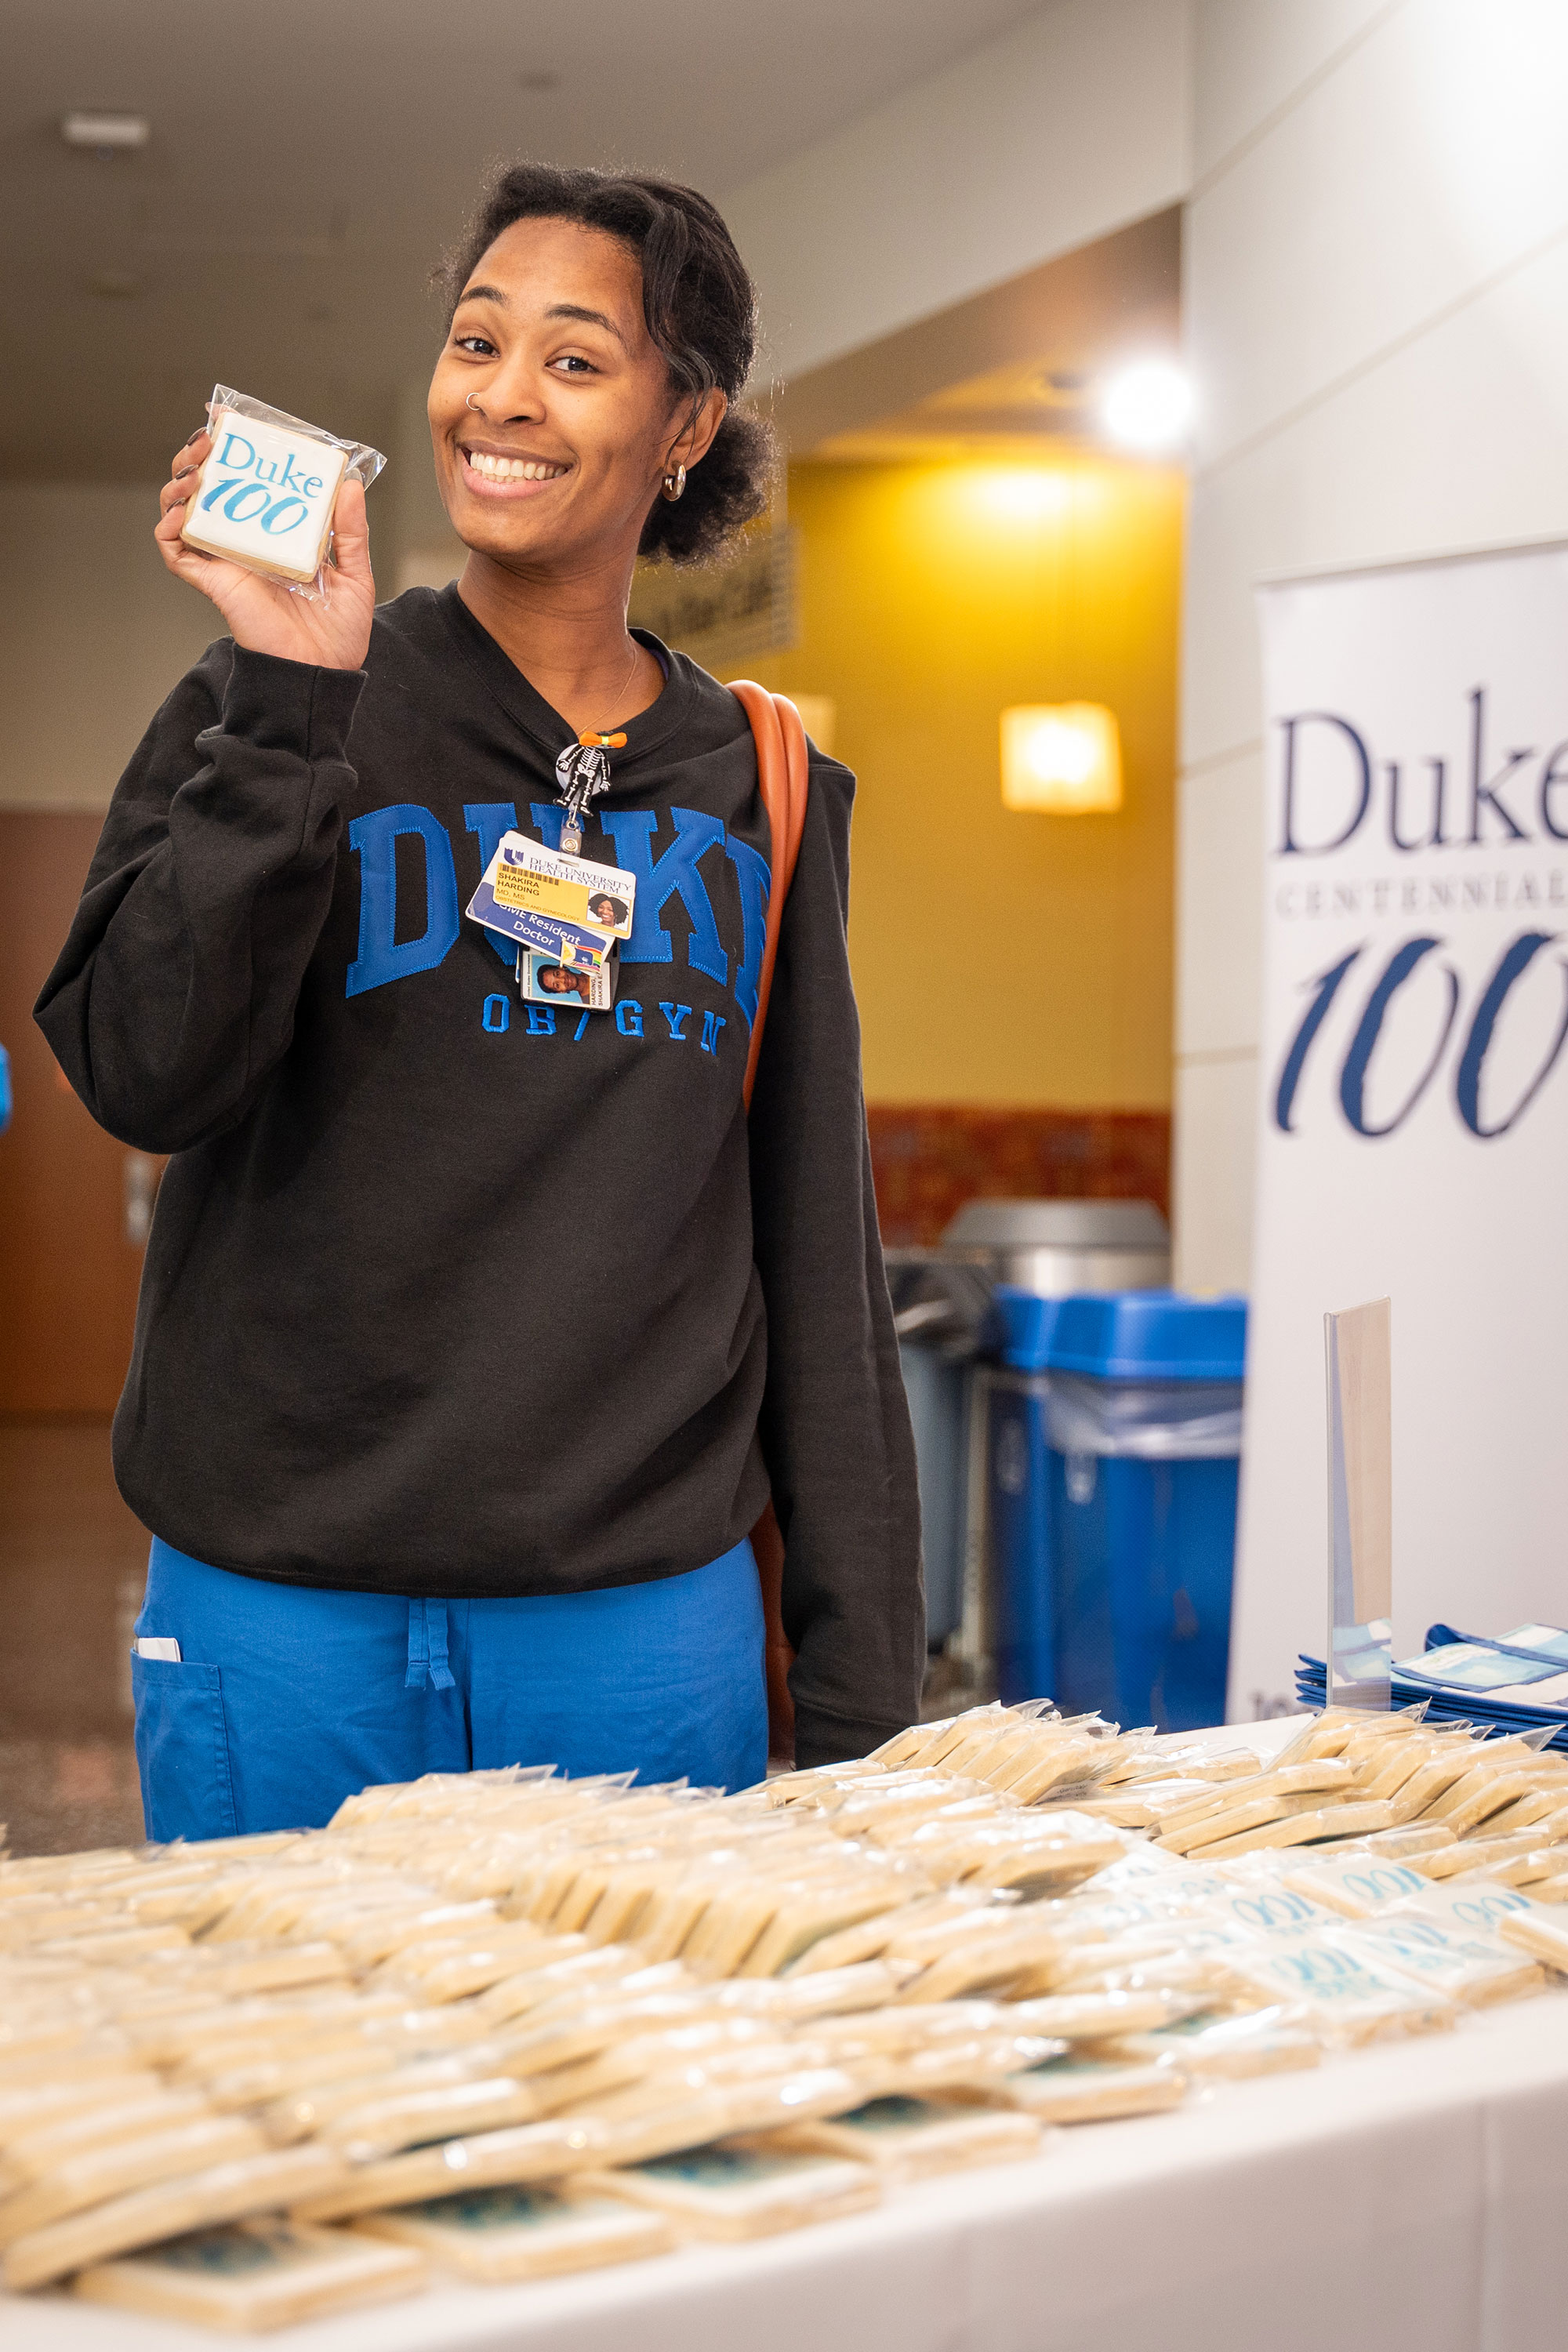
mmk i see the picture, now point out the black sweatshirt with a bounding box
[35,586,924,1768]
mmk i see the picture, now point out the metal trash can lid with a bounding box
[1042,1290,1247,1382]
[942,1198,1168,1250]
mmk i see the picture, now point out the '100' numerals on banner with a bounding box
[1274,929,1567,1140]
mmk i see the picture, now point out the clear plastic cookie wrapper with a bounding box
[180,386,387,601]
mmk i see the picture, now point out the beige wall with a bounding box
[0,441,455,812]
[1,8,1196,807]
[0,487,220,810]
[1175,0,1568,1287]
[746,456,1182,1109]
[722,0,1191,385]
[387,379,465,597]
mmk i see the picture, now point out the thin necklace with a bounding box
[595,634,641,732]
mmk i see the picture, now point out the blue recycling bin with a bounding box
[986,1294,1065,1708]
[988,1288,1247,1730]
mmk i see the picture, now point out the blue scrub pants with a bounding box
[132,1536,768,1843]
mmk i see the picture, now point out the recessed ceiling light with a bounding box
[62,111,150,152]
[1101,359,1192,453]
[517,71,559,91]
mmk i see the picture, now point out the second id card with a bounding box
[467,831,634,967]
[518,949,617,1011]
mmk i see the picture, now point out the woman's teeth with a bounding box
[465,451,568,481]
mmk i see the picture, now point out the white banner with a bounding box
[1231,543,1568,1717]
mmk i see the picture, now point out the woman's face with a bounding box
[428,216,723,573]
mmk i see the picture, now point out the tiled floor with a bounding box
[0,1420,149,1856]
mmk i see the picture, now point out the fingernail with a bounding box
[184,425,209,447]
[174,465,194,480]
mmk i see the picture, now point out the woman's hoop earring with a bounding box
[661,463,687,503]
[466,394,486,416]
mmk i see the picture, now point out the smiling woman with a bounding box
[437,164,773,575]
[419,168,772,727]
[34,163,924,1842]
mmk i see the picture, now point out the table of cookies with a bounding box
[5,1711,1568,2352]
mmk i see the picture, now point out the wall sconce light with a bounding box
[1000,702,1123,814]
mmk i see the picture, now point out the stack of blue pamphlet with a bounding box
[1297,1624,1568,1751]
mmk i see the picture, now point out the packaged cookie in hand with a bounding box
[180,387,386,599]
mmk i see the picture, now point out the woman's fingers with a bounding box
[171,425,210,468]
[151,448,375,666]
[153,499,205,576]
[160,429,209,519]
[153,486,223,579]
[328,479,371,586]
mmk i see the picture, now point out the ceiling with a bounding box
[775,207,1182,465]
[2,0,1054,480]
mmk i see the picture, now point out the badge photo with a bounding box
[518,949,617,1011]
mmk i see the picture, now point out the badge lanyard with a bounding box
[554,728,626,858]
[555,633,641,856]
[463,652,643,1013]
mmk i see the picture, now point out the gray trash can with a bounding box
[943,1198,1171,1294]
[887,1251,994,1647]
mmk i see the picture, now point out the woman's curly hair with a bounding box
[441,163,775,566]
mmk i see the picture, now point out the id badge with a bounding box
[518,948,618,1011]
[467,830,634,965]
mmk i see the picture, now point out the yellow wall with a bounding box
[741,456,1182,1108]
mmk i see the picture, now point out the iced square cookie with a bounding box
[182,404,350,584]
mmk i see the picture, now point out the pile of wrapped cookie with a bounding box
[4,1698,1568,2329]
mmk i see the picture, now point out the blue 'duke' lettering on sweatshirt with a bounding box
[344,799,770,1018]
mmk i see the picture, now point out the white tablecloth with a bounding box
[10,1992,1568,2352]
[10,1723,1568,2352]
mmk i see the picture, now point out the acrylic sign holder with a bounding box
[1326,1297,1392,1711]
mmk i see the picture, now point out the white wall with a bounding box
[0,487,221,810]
[721,0,1192,384]
[1176,0,1568,1287]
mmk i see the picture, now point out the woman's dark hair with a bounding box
[442,164,774,565]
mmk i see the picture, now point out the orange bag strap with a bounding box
[728,681,809,1110]
[728,681,810,1759]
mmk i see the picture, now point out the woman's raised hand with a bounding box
[155,429,376,673]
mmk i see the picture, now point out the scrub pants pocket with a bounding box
[131,1653,238,1844]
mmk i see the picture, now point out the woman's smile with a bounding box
[459,444,572,493]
